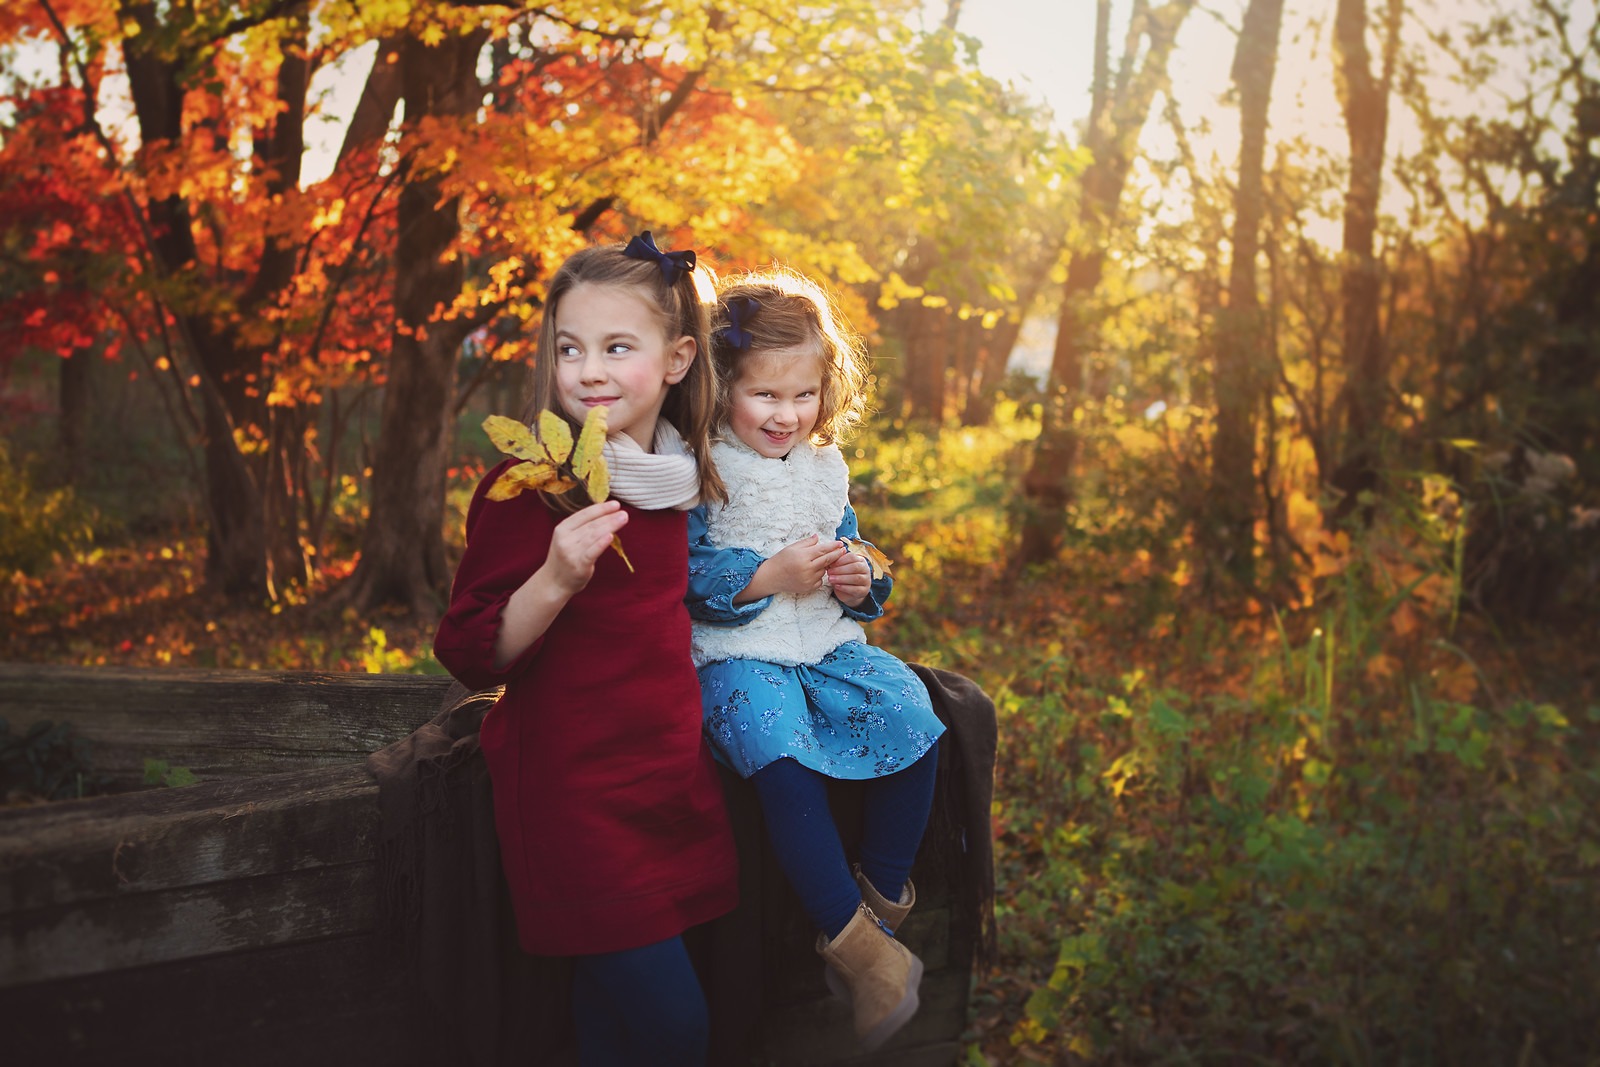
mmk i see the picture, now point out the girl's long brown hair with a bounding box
[520,240,726,510]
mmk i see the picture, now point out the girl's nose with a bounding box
[579,352,608,383]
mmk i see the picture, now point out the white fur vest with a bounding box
[690,437,867,668]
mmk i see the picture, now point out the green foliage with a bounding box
[1001,644,1599,1062]
[0,716,105,801]
[846,418,1599,1063]
[360,626,448,676]
[142,758,196,788]
[0,441,96,575]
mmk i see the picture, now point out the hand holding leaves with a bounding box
[482,406,633,571]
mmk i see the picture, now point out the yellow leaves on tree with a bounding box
[482,406,632,572]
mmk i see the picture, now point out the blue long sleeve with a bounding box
[685,504,770,624]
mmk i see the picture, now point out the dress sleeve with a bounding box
[685,503,771,624]
[432,466,552,689]
[835,503,892,622]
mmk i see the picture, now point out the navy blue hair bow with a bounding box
[622,231,696,286]
[716,295,760,350]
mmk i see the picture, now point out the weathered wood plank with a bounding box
[757,963,970,1065]
[4,933,426,1066]
[3,859,375,988]
[0,664,452,785]
[0,763,377,913]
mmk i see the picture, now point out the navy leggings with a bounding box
[749,743,940,938]
[572,935,707,1067]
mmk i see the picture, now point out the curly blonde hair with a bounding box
[709,267,871,446]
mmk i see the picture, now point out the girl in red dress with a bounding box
[434,234,737,1066]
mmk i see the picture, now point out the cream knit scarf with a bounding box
[602,420,700,511]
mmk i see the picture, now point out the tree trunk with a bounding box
[963,237,1062,425]
[1208,0,1286,587]
[903,305,951,424]
[334,38,403,173]
[123,4,266,597]
[1014,0,1196,567]
[122,3,317,598]
[1327,0,1403,523]
[257,21,313,596]
[57,352,91,473]
[344,28,489,616]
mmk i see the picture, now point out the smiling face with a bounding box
[726,346,825,459]
[552,282,696,449]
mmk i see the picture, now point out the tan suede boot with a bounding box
[854,866,915,933]
[816,903,924,1051]
[826,871,917,1000]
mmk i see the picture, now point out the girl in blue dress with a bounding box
[685,267,946,1052]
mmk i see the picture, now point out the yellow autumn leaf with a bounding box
[538,409,574,463]
[842,537,893,579]
[585,460,611,505]
[483,415,549,463]
[610,536,634,573]
[572,404,608,478]
[485,460,573,501]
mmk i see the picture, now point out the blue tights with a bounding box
[749,743,939,939]
[571,935,707,1067]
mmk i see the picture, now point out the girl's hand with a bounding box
[492,500,627,668]
[540,500,629,596]
[736,533,847,603]
[825,546,873,608]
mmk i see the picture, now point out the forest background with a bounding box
[2,0,1598,1062]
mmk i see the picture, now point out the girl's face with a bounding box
[727,346,824,459]
[553,282,695,450]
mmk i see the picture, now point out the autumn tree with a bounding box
[1326,0,1405,522]
[1,0,410,599]
[340,19,489,614]
[1378,0,1600,617]
[1014,0,1198,568]
[1206,0,1286,587]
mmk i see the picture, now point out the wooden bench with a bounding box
[0,665,980,1065]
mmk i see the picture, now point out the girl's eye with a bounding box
[557,343,580,359]
[607,343,633,355]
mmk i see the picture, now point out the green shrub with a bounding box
[0,441,97,574]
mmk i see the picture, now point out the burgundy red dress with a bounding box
[433,460,739,956]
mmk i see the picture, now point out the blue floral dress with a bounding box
[686,503,946,780]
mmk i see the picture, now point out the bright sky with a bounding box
[933,0,1348,169]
